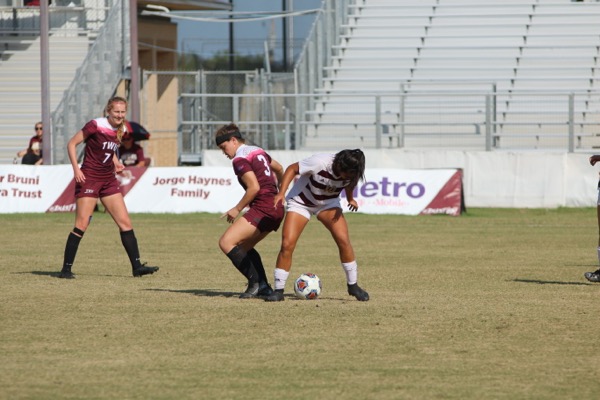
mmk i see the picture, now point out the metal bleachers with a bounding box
[0,34,91,163]
[301,0,600,151]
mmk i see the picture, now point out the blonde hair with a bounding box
[105,96,128,143]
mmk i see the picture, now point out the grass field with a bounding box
[2,208,600,399]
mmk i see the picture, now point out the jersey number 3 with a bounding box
[257,154,271,176]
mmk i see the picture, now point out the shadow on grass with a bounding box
[512,278,592,286]
[144,288,242,298]
[24,271,127,278]
[144,288,340,302]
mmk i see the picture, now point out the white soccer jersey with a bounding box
[286,153,351,207]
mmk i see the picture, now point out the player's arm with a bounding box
[221,171,260,223]
[278,162,299,195]
[113,154,124,174]
[270,158,284,187]
[590,155,600,166]
[274,162,299,206]
[67,130,86,183]
[344,185,359,212]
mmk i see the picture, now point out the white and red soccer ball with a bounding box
[294,273,322,300]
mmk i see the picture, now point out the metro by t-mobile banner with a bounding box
[340,168,463,216]
[0,165,462,215]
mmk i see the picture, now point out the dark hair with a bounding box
[332,149,365,188]
[215,123,244,146]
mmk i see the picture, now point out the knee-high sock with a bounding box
[247,248,268,284]
[120,230,142,269]
[226,246,259,284]
[62,232,82,271]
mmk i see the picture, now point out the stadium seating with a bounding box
[303,0,600,150]
[0,35,91,164]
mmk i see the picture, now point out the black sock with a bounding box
[62,232,82,271]
[120,230,142,269]
[247,248,268,285]
[226,246,258,284]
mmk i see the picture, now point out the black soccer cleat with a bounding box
[264,289,284,302]
[257,281,274,298]
[348,283,369,301]
[584,269,600,283]
[132,263,159,277]
[240,282,260,299]
[58,269,75,279]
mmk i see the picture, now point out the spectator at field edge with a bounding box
[21,142,43,165]
[118,134,149,167]
[17,122,43,164]
[265,149,370,302]
[216,123,284,298]
[57,96,159,279]
[585,155,600,282]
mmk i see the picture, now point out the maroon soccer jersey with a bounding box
[80,118,122,180]
[232,144,279,211]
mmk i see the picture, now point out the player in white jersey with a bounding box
[585,154,600,282]
[265,149,370,302]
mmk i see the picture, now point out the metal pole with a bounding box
[229,0,235,71]
[568,93,575,153]
[129,0,140,121]
[284,106,291,150]
[375,96,382,149]
[40,0,52,164]
[485,94,492,151]
[282,0,287,71]
[399,84,405,148]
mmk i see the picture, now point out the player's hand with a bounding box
[590,155,600,166]
[74,168,86,183]
[221,207,240,224]
[274,193,285,208]
[115,162,125,174]
[347,199,359,212]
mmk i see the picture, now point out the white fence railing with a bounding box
[177,90,600,161]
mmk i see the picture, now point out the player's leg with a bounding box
[265,211,310,302]
[101,193,158,277]
[242,244,273,297]
[219,217,266,298]
[59,196,97,278]
[317,208,369,301]
[585,204,600,282]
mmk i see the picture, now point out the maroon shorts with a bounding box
[243,201,285,233]
[75,176,121,199]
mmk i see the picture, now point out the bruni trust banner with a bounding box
[0,165,463,216]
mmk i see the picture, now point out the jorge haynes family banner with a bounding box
[0,165,463,216]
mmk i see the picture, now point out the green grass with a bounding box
[2,209,600,399]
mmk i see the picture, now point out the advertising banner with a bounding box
[343,168,463,216]
[0,165,463,215]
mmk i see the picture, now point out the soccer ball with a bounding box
[294,273,322,300]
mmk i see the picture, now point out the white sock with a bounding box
[274,268,290,291]
[596,247,600,265]
[341,261,358,285]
